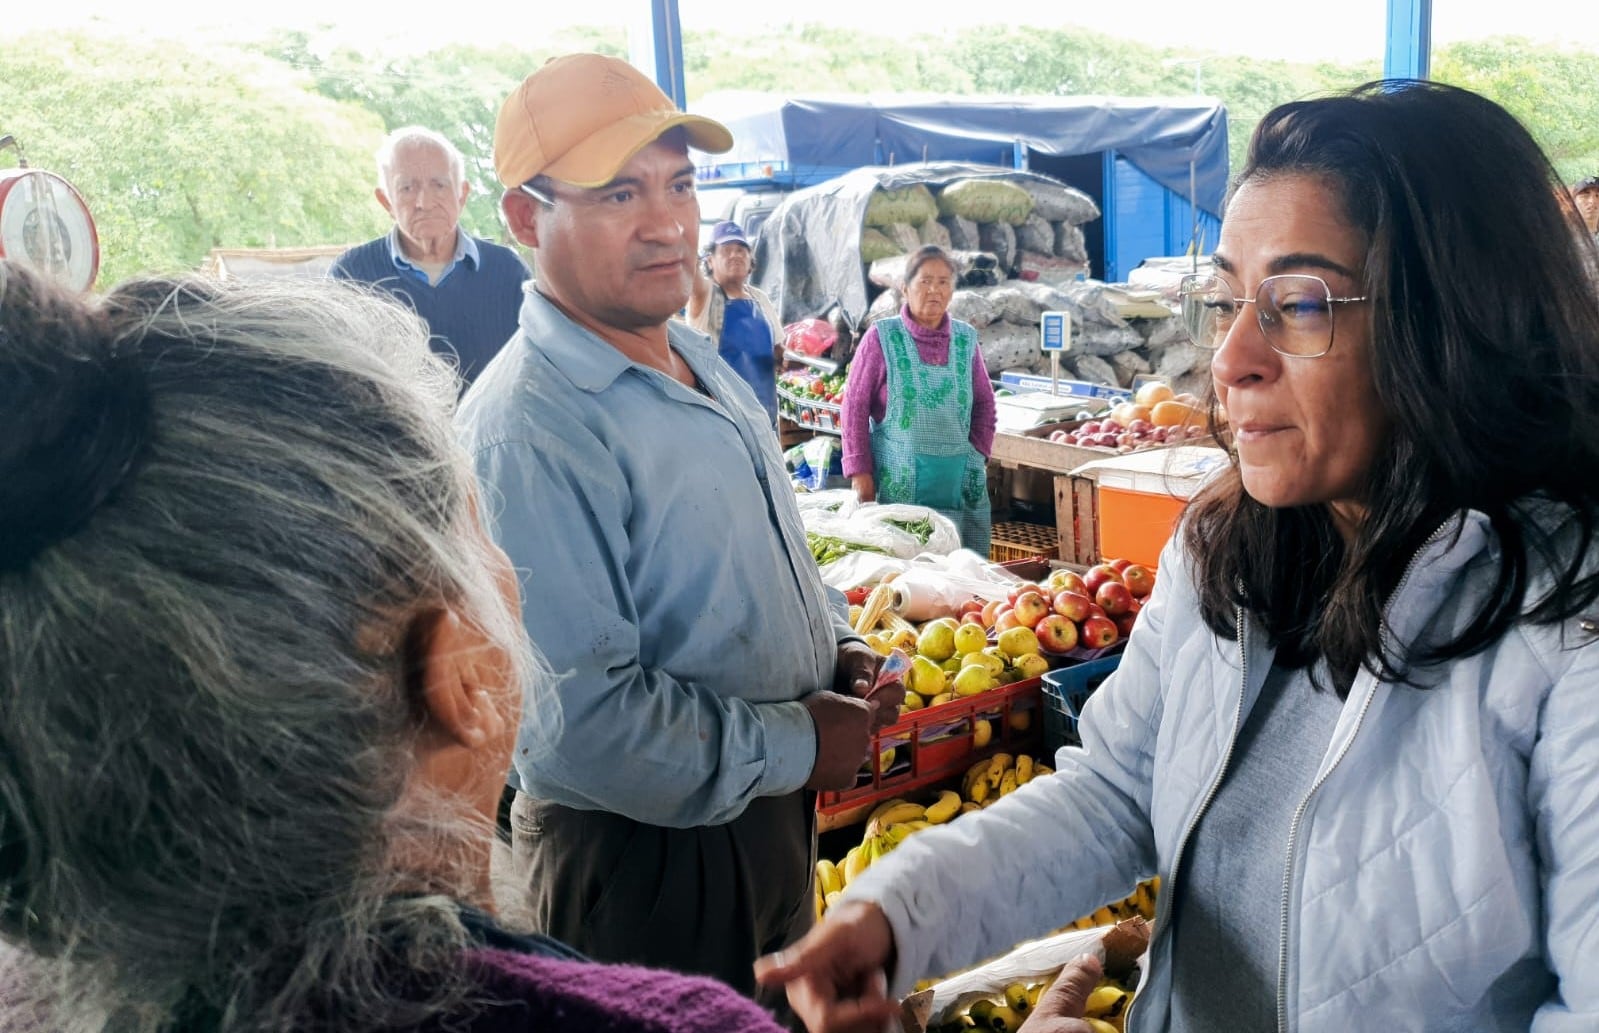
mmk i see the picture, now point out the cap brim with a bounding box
[545,112,733,190]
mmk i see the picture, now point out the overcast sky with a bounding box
[5,0,1593,65]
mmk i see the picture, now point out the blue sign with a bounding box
[1040,310,1071,351]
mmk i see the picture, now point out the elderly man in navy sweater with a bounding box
[332,126,529,387]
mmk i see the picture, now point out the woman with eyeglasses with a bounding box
[839,244,997,555]
[756,81,1599,1033]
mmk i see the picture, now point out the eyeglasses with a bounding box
[1179,273,1369,358]
[519,182,556,207]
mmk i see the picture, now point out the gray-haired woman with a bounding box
[0,261,787,1032]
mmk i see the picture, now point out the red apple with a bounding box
[1086,602,1108,621]
[1096,580,1134,617]
[1107,558,1133,574]
[1081,615,1120,649]
[1047,569,1087,596]
[1122,564,1155,598]
[1034,614,1080,652]
[1012,590,1051,628]
[980,600,1005,627]
[1083,564,1123,597]
[994,609,1022,633]
[961,611,986,626]
[1052,590,1092,622]
[960,598,985,616]
[1049,430,1068,443]
[1114,611,1139,639]
[1080,420,1102,435]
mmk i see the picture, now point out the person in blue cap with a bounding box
[688,220,784,427]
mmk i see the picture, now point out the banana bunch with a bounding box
[816,791,963,918]
[931,974,1135,1033]
[959,753,1053,807]
[1063,877,1160,931]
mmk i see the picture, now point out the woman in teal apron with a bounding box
[840,245,998,555]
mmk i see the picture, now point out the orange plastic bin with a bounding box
[1073,445,1229,569]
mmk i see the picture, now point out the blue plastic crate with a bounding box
[1042,654,1125,754]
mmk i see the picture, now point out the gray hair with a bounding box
[0,263,539,1030]
[376,125,467,190]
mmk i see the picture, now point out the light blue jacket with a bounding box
[457,290,856,828]
[847,509,1599,1032]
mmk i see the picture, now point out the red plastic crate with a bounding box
[816,675,1045,828]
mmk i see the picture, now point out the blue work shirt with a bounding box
[386,226,478,286]
[717,298,779,426]
[457,289,856,828]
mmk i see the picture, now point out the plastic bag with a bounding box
[918,218,953,249]
[937,179,1035,225]
[947,289,1000,328]
[1016,213,1055,255]
[783,318,837,357]
[864,184,938,227]
[979,222,1016,274]
[1016,178,1102,225]
[940,215,981,250]
[860,227,903,263]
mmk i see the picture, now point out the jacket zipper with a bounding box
[1123,603,1251,1033]
[1274,519,1455,1033]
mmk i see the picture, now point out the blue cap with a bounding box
[709,220,751,249]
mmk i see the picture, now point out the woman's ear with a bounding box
[411,607,495,749]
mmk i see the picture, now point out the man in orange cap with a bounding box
[456,54,902,1013]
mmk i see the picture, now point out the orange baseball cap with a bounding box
[494,53,733,189]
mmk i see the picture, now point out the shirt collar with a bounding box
[521,288,715,394]
[386,227,478,273]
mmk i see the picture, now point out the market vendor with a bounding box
[840,244,997,555]
[687,219,784,426]
[760,81,1599,1033]
[462,53,903,1019]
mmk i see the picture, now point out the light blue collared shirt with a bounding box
[457,289,857,828]
[386,227,479,286]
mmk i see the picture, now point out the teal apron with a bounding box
[869,316,992,556]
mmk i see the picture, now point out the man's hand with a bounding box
[834,640,903,733]
[1016,954,1104,1033]
[754,900,899,1033]
[802,691,874,791]
[850,473,876,504]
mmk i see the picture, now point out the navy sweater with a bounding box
[331,234,529,386]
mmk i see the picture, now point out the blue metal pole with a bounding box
[633,0,686,108]
[1384,0,1432,80]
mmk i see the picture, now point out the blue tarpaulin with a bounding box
[692,93,1230,218]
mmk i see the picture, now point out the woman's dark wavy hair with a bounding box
[1182,80,1599,691]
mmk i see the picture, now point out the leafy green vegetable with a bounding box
[886,517,935,544]
[807,533,887,566]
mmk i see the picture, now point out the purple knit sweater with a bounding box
[430,948,788,1032]
[840,306,997,478]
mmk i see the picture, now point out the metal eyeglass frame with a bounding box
[1180,272,1369,359]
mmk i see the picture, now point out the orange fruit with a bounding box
[1134,381,1175,407]
[1151,400,1204,428]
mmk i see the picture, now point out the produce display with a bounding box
[778,368,848,431]
[1045,382,1212,454]
[928,967,1140,1033]
[961,559,1156,654]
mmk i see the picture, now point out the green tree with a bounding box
[0,30,387,285]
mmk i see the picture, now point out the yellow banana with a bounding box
[1025,983,1043,1008]
[1091,905,1117,927]
[814,891,824,921]
[1084,1020,1119,1033]
[903,818,932,831]
[968,1000,998,1027]
[1084,985,1130,1020]
[984,1004,1025,1032]
[986,753,1014,788]
[1035,764,1054,777]
[823,889,843,912]
[972,717,994,748]
[815,859,843,897]
[967,776,991,804]
[962,757,994,792]
[960,801,982,815]
[840,844,868,886]
[998,769,1019,797]
[1015,754,1035,785]
[924,789,961,825]
[878,824,915,850]
[1002,982,1030,1013]
[866,799,925,832]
